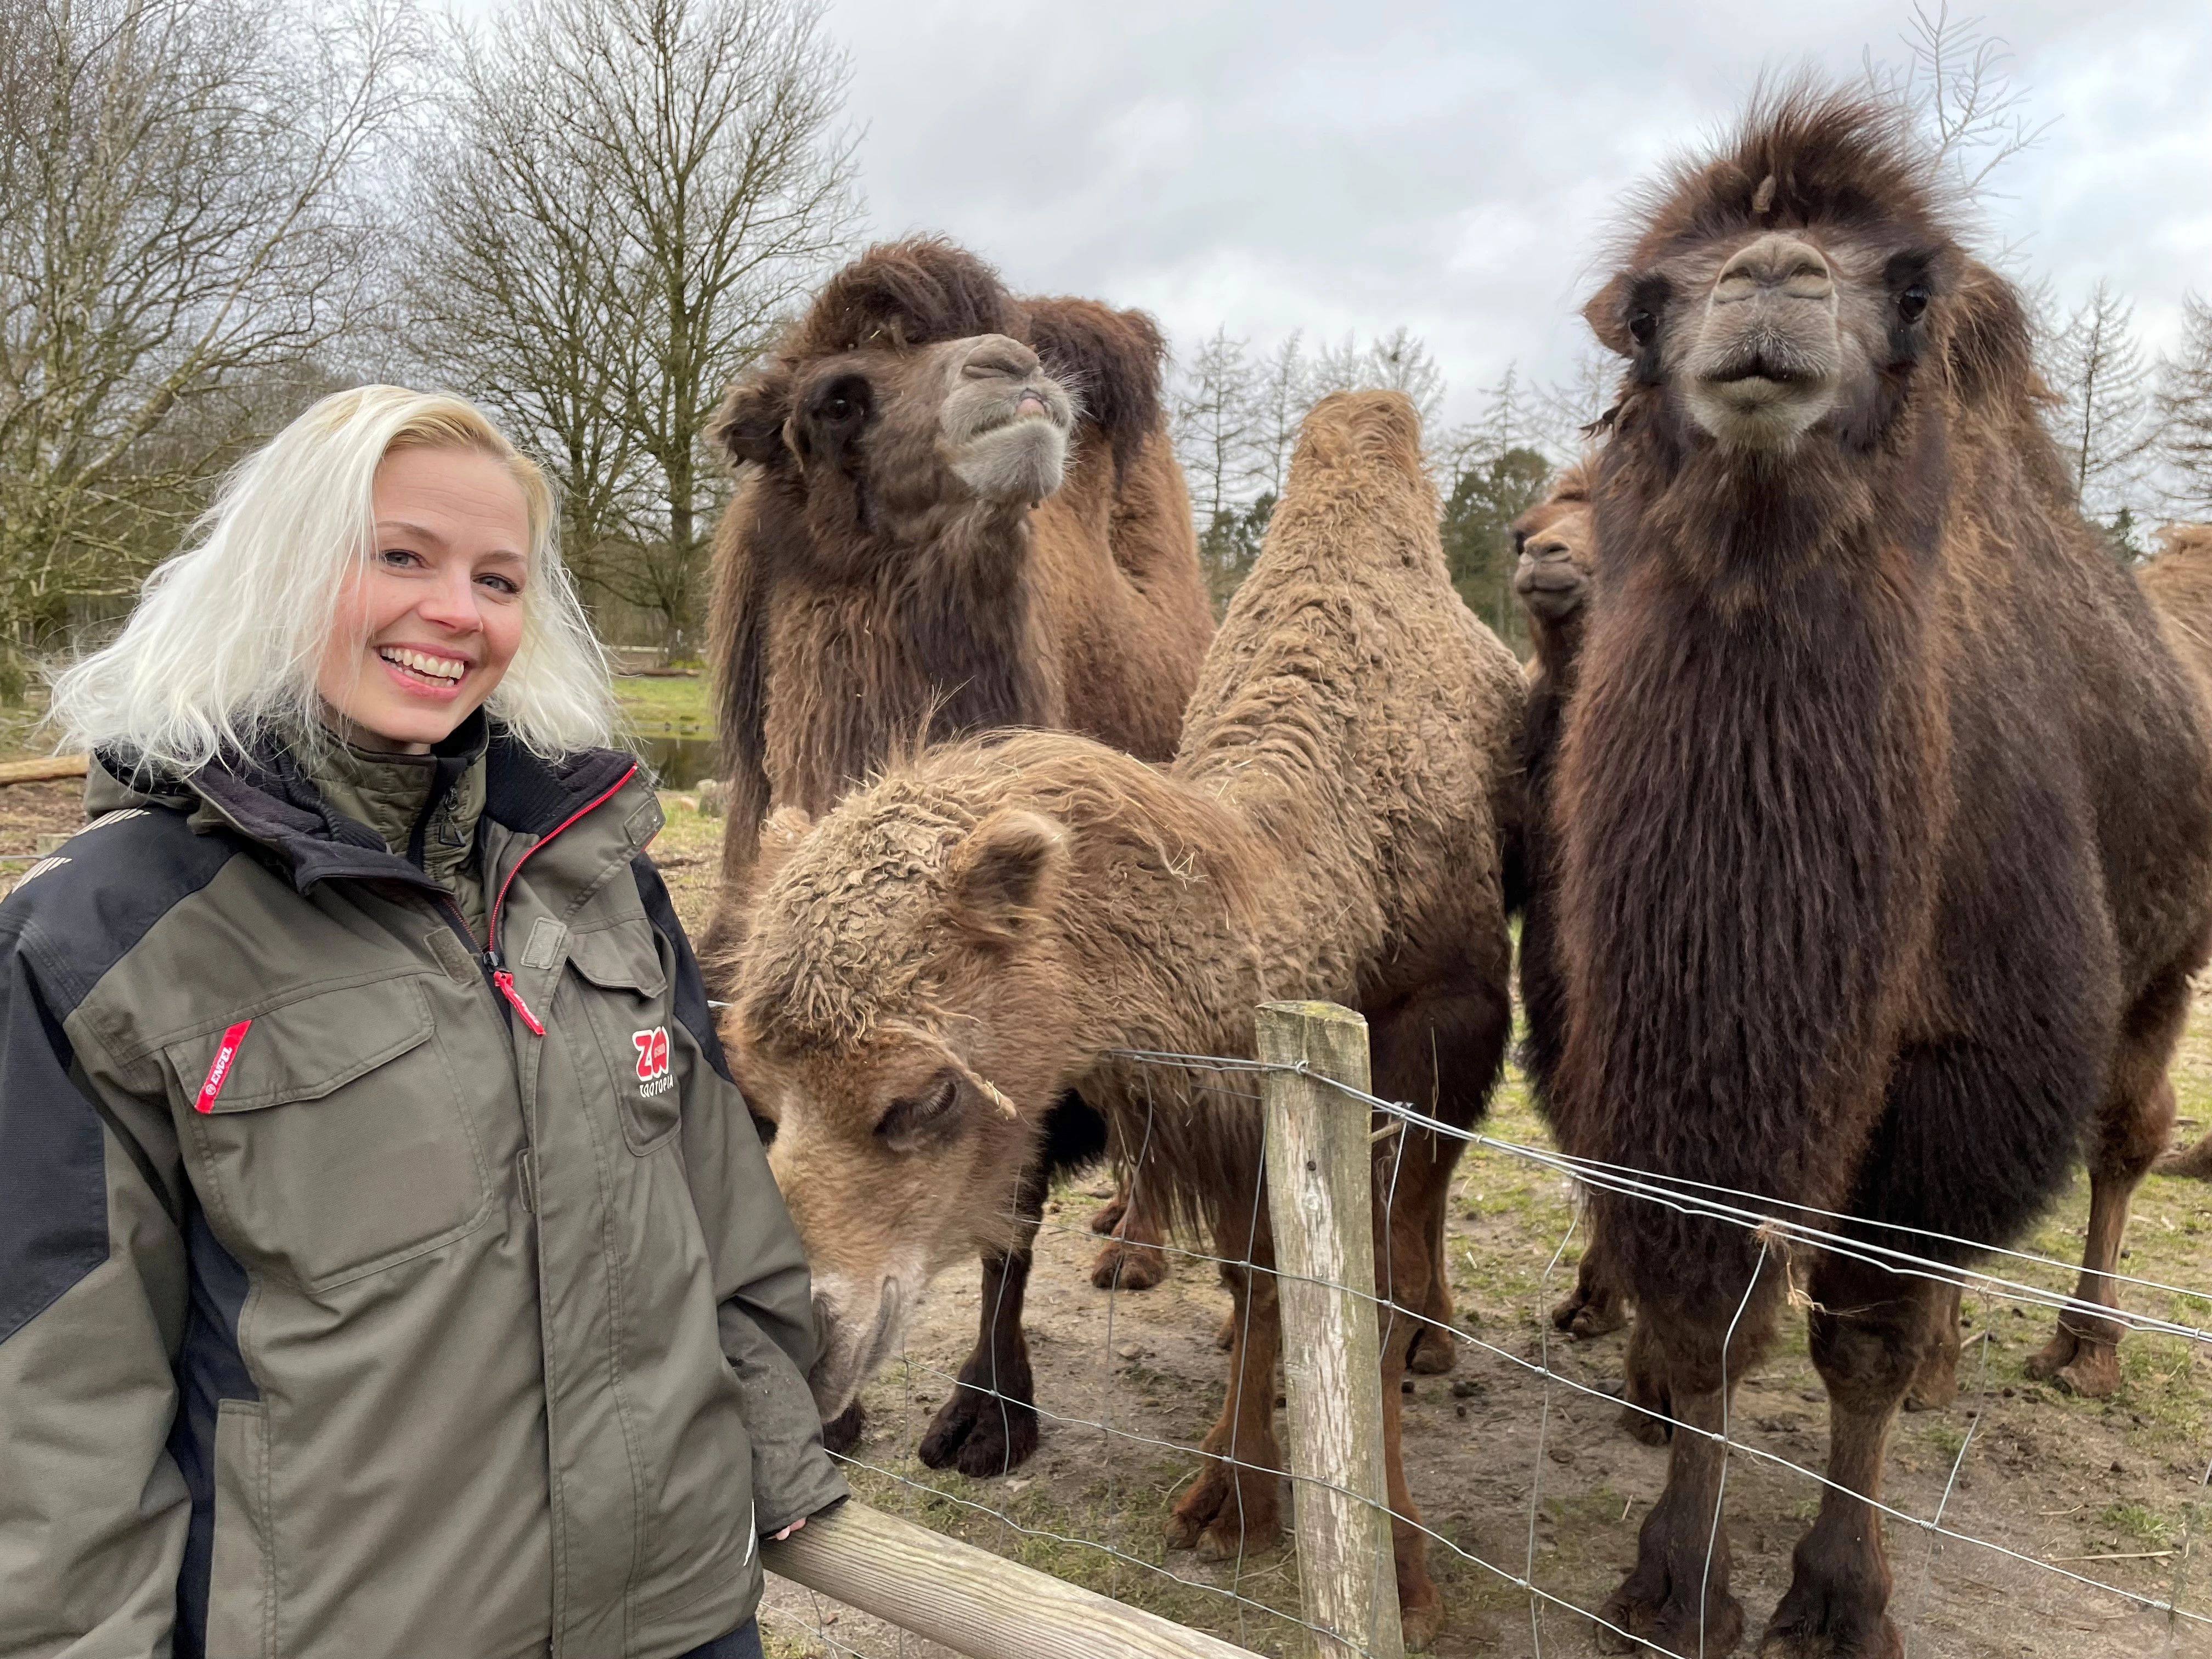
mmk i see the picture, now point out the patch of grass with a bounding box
[615,672,713,735]
[2099,1502,2172,1549]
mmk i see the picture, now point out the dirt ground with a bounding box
[11,783,2209,1657]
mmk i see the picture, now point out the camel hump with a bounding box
[788,235,1019,357]
[1289,390,1425,483]
[1018,297,1166,471]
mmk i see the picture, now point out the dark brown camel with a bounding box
[1556,89,2212,1657]
[701,238,1212,1319]
[1505,460,1635,1347]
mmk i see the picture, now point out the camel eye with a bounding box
[825,395,853,421]
[876,1071,962,1150]
[1898,285,1930,323]
[1628,310,1657,346]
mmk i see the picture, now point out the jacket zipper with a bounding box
[471,764,639,1041]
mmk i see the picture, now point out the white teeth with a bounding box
[379,646,466,682]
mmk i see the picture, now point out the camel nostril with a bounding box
[1715,233,1834,303]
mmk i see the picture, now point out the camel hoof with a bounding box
[1553,1284,1630,1339]
[2153,1135,2212,1180]
[1619,1403,1673,1447]
[1903,1362,1958,1413]
[1400,1595,1444,1651]
[1214,1312,1236,1351]
[1599,1583,1744,1657]
[1088,1194,1129,1234]
[917,1386,1039,1478]
[1408,1324,1458,1374]
[1756,1607,1901,1658]
[821,1401,866,1454]
[1090,1239,1169,1291]
[2023,1327,2118,1396]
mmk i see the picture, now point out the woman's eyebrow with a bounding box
[374,517,449,545]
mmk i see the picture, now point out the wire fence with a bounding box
[761,1006,2212,1659]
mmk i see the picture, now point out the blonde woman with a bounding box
[0,387,841,1658]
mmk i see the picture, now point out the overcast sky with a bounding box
[805,0,2212,427]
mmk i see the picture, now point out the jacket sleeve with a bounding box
[0,913,193,1656]
[637,861,849,1534]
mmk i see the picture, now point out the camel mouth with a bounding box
[806,1272,908,1422]
[949,400,1071,503]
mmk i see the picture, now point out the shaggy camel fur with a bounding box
[701,236,1212,1296]
[725,392,1523,1647]
[1559,89,2212,1656]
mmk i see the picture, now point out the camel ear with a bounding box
[944,810,1066,944]
[1582,274,1637,359]
[713,369,792,467]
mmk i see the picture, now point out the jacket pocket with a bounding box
[207,1400,271,1659]
[171,978,491,1288]
[566,922,681,1155]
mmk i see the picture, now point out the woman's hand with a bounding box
[769,1517,805,1543]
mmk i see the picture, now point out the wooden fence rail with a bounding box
[763,1500,1265,1659]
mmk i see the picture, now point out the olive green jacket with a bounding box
[0,726,844,1658]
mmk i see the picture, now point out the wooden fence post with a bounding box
[1257,1000,1406,1659]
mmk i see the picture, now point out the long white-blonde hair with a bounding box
[50,385,618,772]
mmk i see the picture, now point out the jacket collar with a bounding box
[92,718,642,899]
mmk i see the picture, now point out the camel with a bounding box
[2135,524,2212,1178]
[1555,88,2212,1657]
[701,236,1213,1304]
[1504,460,1632,1350]
[724,392,1525,1646]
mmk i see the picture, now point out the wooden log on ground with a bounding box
[1258,1000,1406,1659]
[763,1500,1263,1659]
[0,753,87,786]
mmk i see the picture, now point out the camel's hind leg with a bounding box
[1167,1234,1285,1562]
[2027,965,2190,1398]
[1554,1214,1632,1339]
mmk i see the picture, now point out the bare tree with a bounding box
[410,0,860,654]
[2039,280,2157,538]
[1307,328,1445,428]
[1246,331,1310,502]
[1171,327,1259,524]
[2156,294,2212,521]
[1865,1,2053,198]
[0,0,421,687]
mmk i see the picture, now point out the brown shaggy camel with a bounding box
[2136,524,2212,1178]
[701,236,1214,1296]
[725,392,1524,1646]
[1558,89,2212,1656]
[1505,460,1633,1348]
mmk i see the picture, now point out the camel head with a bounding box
[1582,86,2033,464]
[1511,459,1597,630]
[723,760,1088,1421]
[712,240,1081,571]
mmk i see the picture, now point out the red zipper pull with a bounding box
[493,969,545,1036]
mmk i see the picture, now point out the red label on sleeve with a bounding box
[194,1020,253,1113]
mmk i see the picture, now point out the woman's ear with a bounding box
[942,810,1066,945]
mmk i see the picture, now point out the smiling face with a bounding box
[315,444,530,753]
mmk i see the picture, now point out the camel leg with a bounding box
[1407,1149,1459,1374]
[2027,967,2188,1398]
[1903,1282,1962,1412]
[2154,1126,2212,1179]
[1167,1246,1285,1560]
[1378,1173,1448,1647]
[1554,1213,1632,1339]
[918,1158,1049,1477]
[1596,1372,1745,1655]
[1757,1254,1934,1659]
